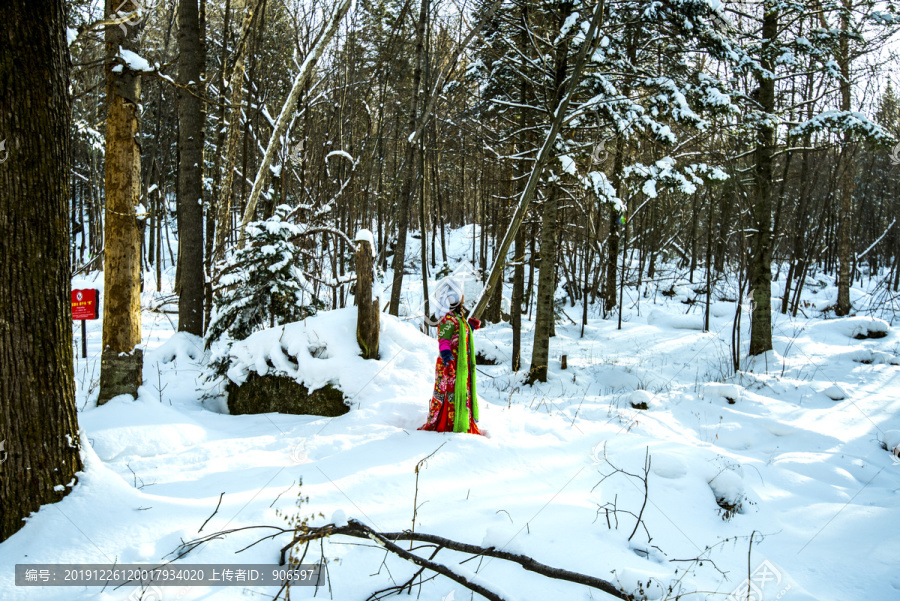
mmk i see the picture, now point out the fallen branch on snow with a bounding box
[279,519,632,600]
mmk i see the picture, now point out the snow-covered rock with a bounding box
[822,384,847,401]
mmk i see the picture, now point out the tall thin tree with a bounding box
[176,0,206,334]
[98,0,145,404]
[747,2,778,356]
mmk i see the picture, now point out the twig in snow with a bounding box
[199,492,225,533]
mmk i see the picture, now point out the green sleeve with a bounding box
[438,316,456,341]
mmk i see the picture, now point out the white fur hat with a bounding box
[433,277,464,316]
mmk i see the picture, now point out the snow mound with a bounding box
[221,308,435,405]
[650,453,687,479]
[812,316,890,340]
[707,468,745,510]
[481,526,524,554]
[148,331,204,364]
[647,309,703,330]
[702,382,744,403]
[845,317,890,339]
[79,395,208,461]
[846,349,900,365]
[630,389,654,406]
[709,301,736,318]
[822,384,847,401]
[224,309,372,390]
[615,567,669,600]
[882,430,900,450]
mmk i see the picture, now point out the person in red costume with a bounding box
[419,278,483,434]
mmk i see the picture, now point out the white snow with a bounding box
[326,150,355,163]
[331,509,349,528]
[822,384,848,401]
[4,226,900,601]
[355,228,376,255]
[558,154,577,176]
[117,47,153,72]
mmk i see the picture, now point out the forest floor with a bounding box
[2,226,900,601]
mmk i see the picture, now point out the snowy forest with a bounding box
[3,0,900,599]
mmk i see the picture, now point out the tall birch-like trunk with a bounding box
[98,0,145,404]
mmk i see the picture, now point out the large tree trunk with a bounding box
[748,4,778,356]
[0,0,84,540]
[528,187,559,383]
[177,0,206,334]
[98,0,145,404]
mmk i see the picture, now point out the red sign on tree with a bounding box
[71,289,99,320]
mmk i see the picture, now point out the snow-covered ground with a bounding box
[3,226,900,601]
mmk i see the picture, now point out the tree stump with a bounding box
[98,348,144,404]
[355,233,380,359]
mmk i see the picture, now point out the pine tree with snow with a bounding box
[206,205,325,348]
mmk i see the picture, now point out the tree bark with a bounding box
[528,188,559,383]
[356,238,380,359]
[98,0,145,404]
[177,0,206,334]
[0,0,84,540]
[748,3,778,356]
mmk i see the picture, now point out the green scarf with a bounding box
[452,312,479,432]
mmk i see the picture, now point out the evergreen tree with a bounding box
[206,205,326,347]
